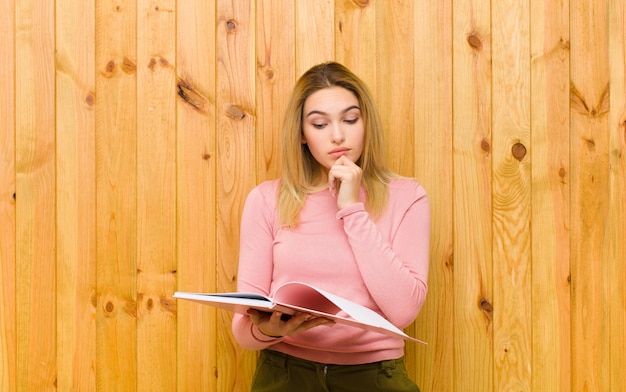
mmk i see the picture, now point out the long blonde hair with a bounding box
[278,62,396,226]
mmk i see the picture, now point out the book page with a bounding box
[272,282,426,344]
[272,282,342,315]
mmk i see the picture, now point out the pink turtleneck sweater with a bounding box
[232,178,430,365]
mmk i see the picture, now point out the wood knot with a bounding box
[121,57,136,74]
[445,252,454,269]
[481,139,491,154]
[146,298,154,311]
[105,301,114,313]
[226,19,238,33]
[227,105,246,120]
[479,298,493,313]
[177,77,209,112]
[85,93,95,107]
[202,153,211,160]
[125,300,137,317]
[159,57,170,68]
[160,297,177,315]
[512,142,527,161]
[353,0,371,7]
[148,58,157,71]
[467,33,482,50]
[102,60,116,77]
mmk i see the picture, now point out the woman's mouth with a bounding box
[329,148,350,159]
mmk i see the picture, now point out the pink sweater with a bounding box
[232,178,430,365]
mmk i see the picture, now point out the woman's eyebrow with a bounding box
[305,105,361,118]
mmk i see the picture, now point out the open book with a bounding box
[174,281,425,344]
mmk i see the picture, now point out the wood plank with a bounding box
[335,0,376,88]
[606,0,626,389]
[570,0,610,390]
[0,0,16,390]
[375,0,415,177]
[216,1,257,390]
[452,0,493,390]
[136,1,177,391]
[529,0,571,390]
[14,0,56,389]
[295,0,334,76]
[55,0,96,390]
[176,1,218,391]
[491,0,532,389]
[256,0,295,181]
[95,0,138,389]
[411,0,454,389]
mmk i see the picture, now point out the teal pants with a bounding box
[251,350,421,392]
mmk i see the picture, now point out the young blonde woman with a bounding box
[232,62,430,391]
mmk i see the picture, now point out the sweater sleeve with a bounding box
[231,184,282,350]
[336,183,430,328]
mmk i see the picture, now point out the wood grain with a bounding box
[95,0,138,389]
[335,0,377,89]
[530,0,571,390]
[295,0,334,76]
[55,0,96,390]
[256,0,295,181]
[376,0,415,177]
[411,0,454,389]
[176,0,218,391]
[491,0,532,389]
[216,1,258,390]
[0,0,16,390]
[570,0,610,390]
[0,1,625,390]
[15,0,56,390]
[136,1,177,391]
[606,0,626,389]
[452,0,494,390]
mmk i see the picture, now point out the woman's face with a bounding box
[301,86,365,171]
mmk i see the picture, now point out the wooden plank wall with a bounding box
[0,1,624,391]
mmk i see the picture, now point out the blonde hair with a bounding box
[278,62,396,226]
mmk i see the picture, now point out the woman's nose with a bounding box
[331,124,345,143]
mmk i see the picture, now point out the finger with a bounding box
[298,317,336,332]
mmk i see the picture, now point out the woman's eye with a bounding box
[344,118,358,124]
[312,123,326,129]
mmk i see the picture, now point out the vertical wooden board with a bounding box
[0,0,16,390]
[491,0,532,389]
[529,0,571,390]
[411,1,454,390]
[176,1,218,391]
[570,0,610,390]
[14,0,56,390]
[335,0,376,89]
[606,0,626,389]
[136,1,177,391]
[216,1,257,390]
[95,0,138,389]
[452,0,493,390]
[256,0,295,181]
[55,0,97,390]
[295,0,334,76]
[375,0,415,177]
